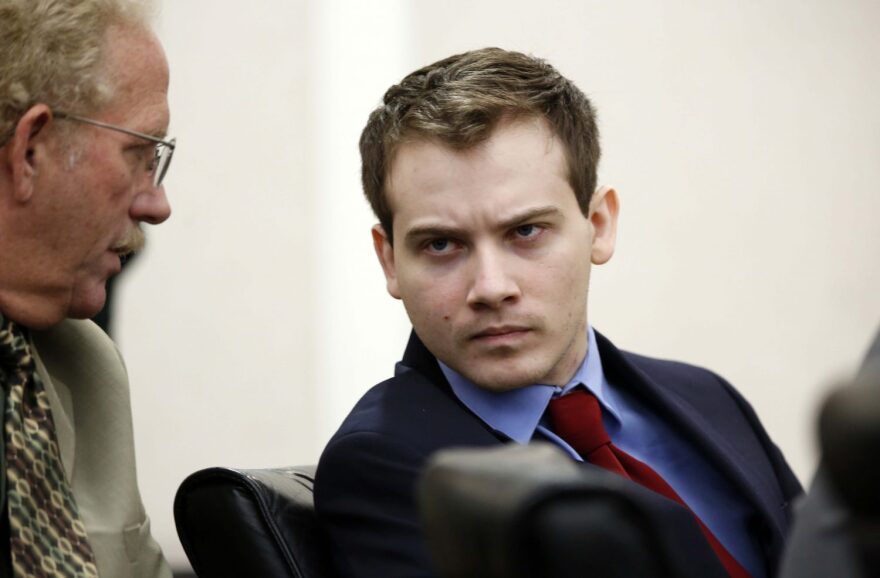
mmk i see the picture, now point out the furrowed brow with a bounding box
[496,206,563,229]
[404,224,467,247]
[403,206,564,247]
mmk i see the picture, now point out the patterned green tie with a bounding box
[0,316,98,578]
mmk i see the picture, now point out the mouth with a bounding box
[470,325,532,343]
[110,247,134,269]
[111,227,146,264]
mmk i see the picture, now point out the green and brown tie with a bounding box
[0,316,97,578]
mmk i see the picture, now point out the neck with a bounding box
[0,291,66,330]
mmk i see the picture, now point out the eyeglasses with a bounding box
[53,111,176,187]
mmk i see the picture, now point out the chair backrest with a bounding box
[174,466,337,578]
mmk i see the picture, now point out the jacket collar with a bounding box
[400,330,448,392]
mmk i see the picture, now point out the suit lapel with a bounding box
[594,332,786,544]
[30,341,77,481]
[400,331,448,389]
[399,331,514,444]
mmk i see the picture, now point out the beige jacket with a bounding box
[28,319,171,578]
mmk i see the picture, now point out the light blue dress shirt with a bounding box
[438,326,765,578]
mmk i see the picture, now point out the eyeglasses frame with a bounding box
[53,111,176,187]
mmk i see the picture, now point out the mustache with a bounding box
[112,227,145,260]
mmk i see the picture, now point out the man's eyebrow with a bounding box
[404,224,467,245]
[141,114,170,139]
[142,125,169,140]
[403,206,563,245]
[496,205,563,229]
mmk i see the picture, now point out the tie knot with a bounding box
[0,317,33,371]
[548,389,611,456]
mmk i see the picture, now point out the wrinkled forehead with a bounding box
[97,24,170,129]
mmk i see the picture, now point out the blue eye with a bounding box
[425,238,455,254]
[515,224,539,238]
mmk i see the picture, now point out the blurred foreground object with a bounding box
[779,326,880,578]
[819,333,880,576]
[821,368,880,519]
[418,443,727,578]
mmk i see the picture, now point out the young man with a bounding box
[0,1,174,575]
[315,47,802,578]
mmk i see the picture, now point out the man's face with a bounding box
[35,25,172,321]
[374,117,618,391]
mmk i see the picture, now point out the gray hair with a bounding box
[0,0,154,144]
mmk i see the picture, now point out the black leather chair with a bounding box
[174,466,336,578]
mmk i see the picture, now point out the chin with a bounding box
[67,286,108,320]
[462,365,543,392]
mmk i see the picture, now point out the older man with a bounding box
[315,48,803,578]
[0,1,173,576]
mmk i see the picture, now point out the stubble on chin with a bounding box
[475,330,586,391]
[454,347,545,392]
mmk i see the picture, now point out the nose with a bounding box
[130,183,172,225]
[465,246,521,310]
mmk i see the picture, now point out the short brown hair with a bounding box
[0,0,153,144]
[360,47,600,243]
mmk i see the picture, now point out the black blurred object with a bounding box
[418,443,728,578]
[821,371,880,518]
[780,326,880,578]
[173,466,336,578]
[818,329,880,576]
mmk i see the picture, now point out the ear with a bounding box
[589,185,619,265]
[371,224,401,299]
[5,104,53,203]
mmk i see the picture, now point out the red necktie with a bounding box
[548,389,751,578]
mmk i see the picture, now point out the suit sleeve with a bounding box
[315,431,438,578]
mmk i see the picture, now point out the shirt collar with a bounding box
[566,326,622,423]
[439,325,620,443]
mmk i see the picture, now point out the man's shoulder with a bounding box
[337,367,492,437]
[598,332,739,402]
[31,319,129,397]
[322,364,502,470]
[32,318,121,360]
[624,349,730,386]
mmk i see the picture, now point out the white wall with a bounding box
[117,0,879,569]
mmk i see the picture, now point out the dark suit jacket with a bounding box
[315,330,803,577]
